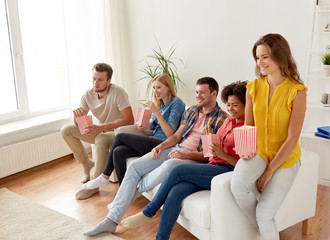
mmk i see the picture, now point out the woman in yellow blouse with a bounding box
[230,33,307,240]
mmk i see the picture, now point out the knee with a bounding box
[230,174,250,198]
[160,159,181,173]
[95,133,114,147]
[61,124,75,136]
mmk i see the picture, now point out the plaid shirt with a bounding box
[180,103,228,151]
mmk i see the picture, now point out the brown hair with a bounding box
[221,81,248,105]
[196,77,219,96]
[252,33,303,85]
[152,74,177,109]
[92,63,113,80]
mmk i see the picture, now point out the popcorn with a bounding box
[136,107,152,128]
[233,126,257,158]
[76,115,93,134]
[202,134,220,157]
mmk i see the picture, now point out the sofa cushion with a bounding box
[181,190,211,229]
[142,186,211,229]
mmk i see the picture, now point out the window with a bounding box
[0,0,69,123]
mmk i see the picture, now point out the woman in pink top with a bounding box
[121,81,247,240]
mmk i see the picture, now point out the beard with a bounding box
[94,85,108,93]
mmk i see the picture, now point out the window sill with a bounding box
[0,110,71,147]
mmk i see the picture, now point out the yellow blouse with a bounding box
[247,77,307,168]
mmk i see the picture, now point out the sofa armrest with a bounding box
[114,124,148,136]
[210,172,259,240]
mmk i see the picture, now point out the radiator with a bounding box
[0,132,90,178]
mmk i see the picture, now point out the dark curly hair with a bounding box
[221,81,248,105]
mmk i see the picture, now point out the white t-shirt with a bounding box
[80,83,131,124]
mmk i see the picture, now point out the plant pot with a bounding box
[323,65,330,77]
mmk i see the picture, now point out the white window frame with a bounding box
[1,0,70,124]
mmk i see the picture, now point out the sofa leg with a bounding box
[302,217,313,235]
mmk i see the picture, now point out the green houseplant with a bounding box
[139,42,185,98]
[322,52,330,76]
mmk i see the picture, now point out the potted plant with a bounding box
[139,42,185,98]
[322,52,330,76]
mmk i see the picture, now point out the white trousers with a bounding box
[230,154,299,240]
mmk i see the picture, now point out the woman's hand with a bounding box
[238,152,257,160]
[151,146,162,159]
[209,142,226,159]
[145,100,158,114]
[257,167,275,193]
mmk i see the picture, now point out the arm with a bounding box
[168,151,209,162]
[257,90,307,192]
[151,124,186,159]
[244,90,254,126]
[146,100,175,137]
[84,106,134,134]
[209,142,238,166]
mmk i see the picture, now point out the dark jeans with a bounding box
[143,163,234,240]
[103,133,162,184]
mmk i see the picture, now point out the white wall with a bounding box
[117,0,314,112]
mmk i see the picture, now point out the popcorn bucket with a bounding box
[135,107,152,128]
[233,126,257,158]
[202,134,220,157]
[76,115,93,134]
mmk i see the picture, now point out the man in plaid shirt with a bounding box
[84,77,228,236]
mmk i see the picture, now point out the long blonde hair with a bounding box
[152,74,177,109]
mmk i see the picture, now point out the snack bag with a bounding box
[135,106,152,128]
[202,134,220,157]
[76,115,93,134]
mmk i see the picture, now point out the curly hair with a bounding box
[221,81,248,105]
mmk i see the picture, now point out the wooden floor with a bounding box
[0,155,329,240]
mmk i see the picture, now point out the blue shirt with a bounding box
[149,97,185,141]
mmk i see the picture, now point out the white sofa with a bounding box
[114,126,319,240]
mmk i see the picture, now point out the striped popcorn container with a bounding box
[201,134,220,157]
[233,126,257,157]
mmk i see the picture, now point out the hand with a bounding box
[202,126,212,135]
[145,100,157,114]
[151,146,162,159]
[73,107,87,118]
[238,152,257,160]
[209,142,226,159]
[137,125,148,132]
[257,167,274,193]
[83,124,103,135]
[168,150,186,159]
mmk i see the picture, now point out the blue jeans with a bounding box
[142,163,235,240]
[106,145,192,224]
[230,155,299,240]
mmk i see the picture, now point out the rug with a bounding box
[0,188,123,240]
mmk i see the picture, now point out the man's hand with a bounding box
[83,125,103,135]
[151,146,162,159]
[137,125,148,132]
[73,107,88,118]
[168,150,187,159]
